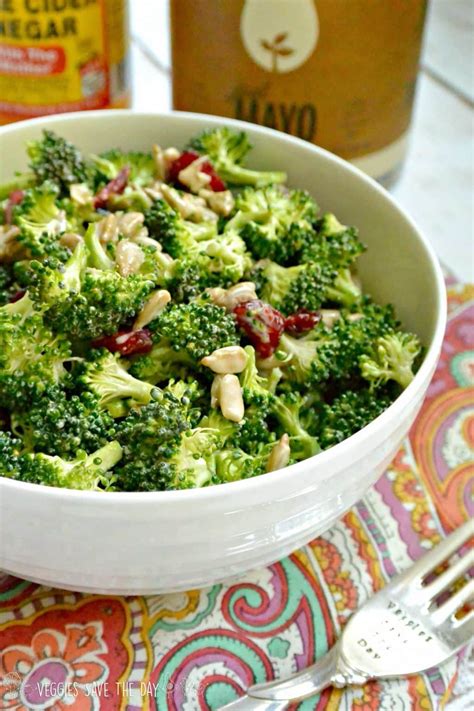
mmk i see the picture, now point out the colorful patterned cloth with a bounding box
[0,279,472,711]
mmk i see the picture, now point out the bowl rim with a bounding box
[0,109,447,502]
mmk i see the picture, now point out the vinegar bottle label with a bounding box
[0,0,130,125]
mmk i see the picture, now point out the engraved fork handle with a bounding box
[223,644,370,708]
[249,642,369,701]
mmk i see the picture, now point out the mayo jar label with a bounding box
[0,0,129,124]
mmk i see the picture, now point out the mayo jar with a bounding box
[170,0,427,185]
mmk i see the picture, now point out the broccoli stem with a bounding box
[84,224,115,271]
[106,399,129,418]
[87,440,123,468]
[396,366,415,389]
[222,166,287,187]
[272,398,320,459]
[83,353,157,414]
[62,241,88,291]
[1,291,35,317]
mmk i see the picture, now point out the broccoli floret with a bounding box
[114,393,191,491]
[323,303,401,383]
[232,406,276,455]
[29,242,154,339]
[115,393,224,491]
[226,186,318,263]
[275,326,335,385]
[129,340,193,384]
[11,259,38,290]
[188,128,286,186]
[171,246,248,293]
[317,389,392,449]
[232,346,279,453]
[145,198,249,287]
[324,268,362,308]
[15,441,122,490]
[212,445,272,482]
[360,332,421,390]
[144,198,186,252]
[273,302,399,386]
[274,302,419,390]
[0,299,72,410]
[164,378,204,426]
[253,259,330,314]
[79,350,158,415]
[200,409,278,480]
[27,131,89,195]
[173,228,250,287]
[120,426,222,491]
[150,300,239,363]
[270,392,320,461]
[11,387,116,457]
[29,241,87,306]
[90,149,156,188]
[139,244,175,286]
[0,265,11,305]
[302,214,365,268]
[64,269,154,338]
[300,213,365,308]
[294,389,323,436]
[0,430,22,476]
[240,346,278,405]
[199,230,251,285]
[12,183,71,261]
[0,264,19,306]
[199,409,237,444]
[165,427,222,489]
[165,258,206,302]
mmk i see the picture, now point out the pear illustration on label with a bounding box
[240,0,319,73]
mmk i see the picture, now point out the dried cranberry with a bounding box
[285,309,321,335]
[233,299,285,358]
[94,166,130,209]
[92,328,153,356]
[199,162,227,192]
[5,189,24,224]
[9,289,26,304]
[168,151,226,192]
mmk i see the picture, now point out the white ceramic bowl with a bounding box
[0,111,446,594]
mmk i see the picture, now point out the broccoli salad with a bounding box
[0,127,422,492]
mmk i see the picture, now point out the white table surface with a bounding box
[129,0,474,283]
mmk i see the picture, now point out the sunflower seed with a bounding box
[133,290,171,330]
[201,346,248,374]
[266,434,291,472]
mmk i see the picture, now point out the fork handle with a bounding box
[220,647,344,709]
[247,642,369,703]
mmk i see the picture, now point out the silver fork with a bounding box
[222,519,474,710]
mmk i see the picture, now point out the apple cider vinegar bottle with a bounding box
[170,0,428,185]
[0,0,130,125]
